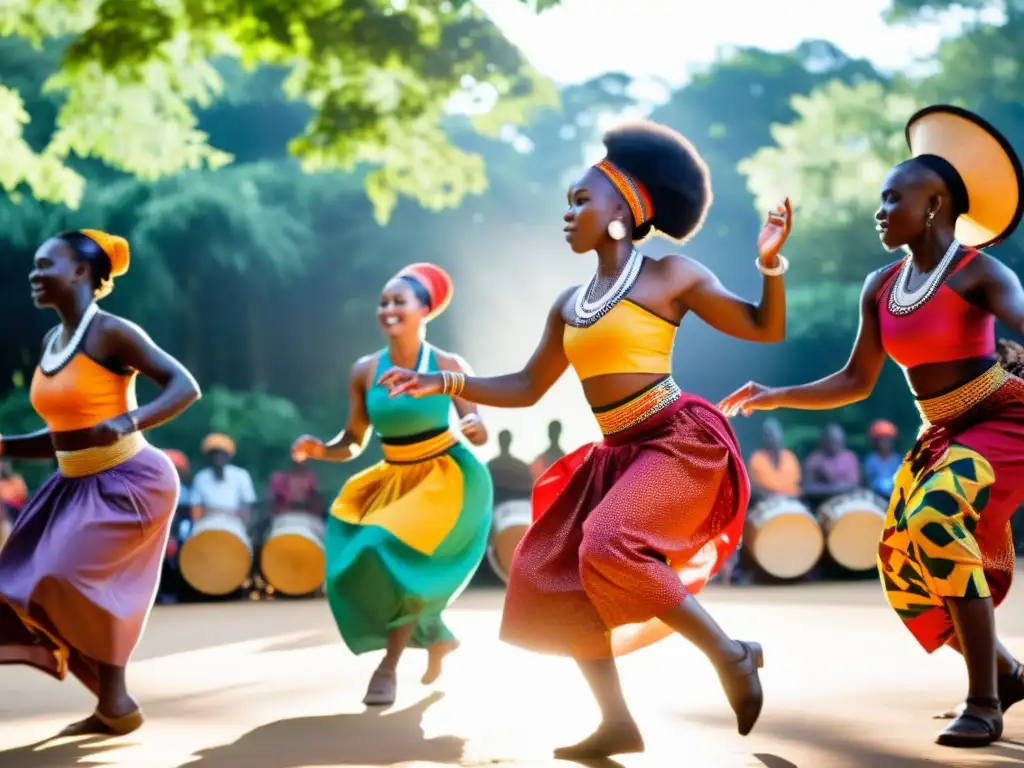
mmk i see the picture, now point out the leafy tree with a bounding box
[0,0,561,221]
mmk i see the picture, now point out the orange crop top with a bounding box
[30,349,138,433]
[563,299,676,380]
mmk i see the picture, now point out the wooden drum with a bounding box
[259,512,327,596]
[743,495,823,579]
[487,498,532,584]
[0,514,10,553]
[179,511,253,596]
[817,490,887,571]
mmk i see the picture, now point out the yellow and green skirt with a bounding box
[878,365,1024,652]
[326,430,493,654]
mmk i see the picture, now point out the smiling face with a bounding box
[377,277,428,338]
[875,162,949,251]
[28,238,86,309]
[563,167,629,254]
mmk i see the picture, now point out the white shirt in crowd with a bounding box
[191,465,257,511]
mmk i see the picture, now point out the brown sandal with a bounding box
[59,708,144,737]
[716,641,764,736]
[936,662,1024,719]
[936,698,1002,748]
[363,667,397,706]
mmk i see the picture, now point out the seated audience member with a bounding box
[863,420,902,498]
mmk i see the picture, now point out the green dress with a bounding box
[325,343,493,652]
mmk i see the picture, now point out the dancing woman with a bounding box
[291,263,493,707]
[379,120,792,758]
[720,105,1024,748]
[0,230,200,735]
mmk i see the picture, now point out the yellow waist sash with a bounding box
[56,432,146,478]
[916,364,1008,426]
[379,430,457,464]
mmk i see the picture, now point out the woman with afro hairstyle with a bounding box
[379,120,792,757]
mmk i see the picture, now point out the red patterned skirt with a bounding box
[499,384,749,659]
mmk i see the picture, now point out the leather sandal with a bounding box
[716,641,764,736]
[59,707,144,737]
[936,662,1024,719]
[363,667,397,707]
[936,698,1002,748]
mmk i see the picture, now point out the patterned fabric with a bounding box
[499,394,749,659]
[878,376,1024,652]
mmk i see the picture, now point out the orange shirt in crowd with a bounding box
[748,449,801,497]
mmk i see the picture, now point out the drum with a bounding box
[179,511,253,596]
[817,490,888,571]
[259,512,326,596]
[743,495,823,579]
[0,514,10,553]
[487,498,532,584]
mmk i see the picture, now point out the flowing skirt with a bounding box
[500,393,749,659]
[0,444,179,692]
[326,440,492,654]
[878,371,1024,652]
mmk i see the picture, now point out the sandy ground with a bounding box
[2,582,1024,768]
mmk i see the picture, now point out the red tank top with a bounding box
[877,249,995,369]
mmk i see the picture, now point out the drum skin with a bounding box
[487,498,531,584]
[817,490,887,571]
[180,511,253,596]
[743,495,823,579]
[260,512,326,596]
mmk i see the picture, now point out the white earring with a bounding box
[607,219,627,240]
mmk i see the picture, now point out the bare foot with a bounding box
[553,721,644,760]
[422,640,460,685]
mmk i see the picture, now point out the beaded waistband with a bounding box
[593,377,682,436]
[56,432,146,478]
[380,430,457,464]
[916,363,1008,426]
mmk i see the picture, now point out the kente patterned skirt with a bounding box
[878,364,1024,652]
[500,377,750,659]
[326,429,493,655]
[0,434,179,692]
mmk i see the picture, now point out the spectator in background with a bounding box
[802,423,860,502]
[746,418,801,499]
[863,420,902,499]
[268,459,322,519]
[191,433,257,524]
[530,420,565,481]
[488,429,534,505]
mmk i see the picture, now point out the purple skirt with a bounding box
[0,444,178,693]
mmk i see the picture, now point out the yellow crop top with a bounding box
[563,300,676,381]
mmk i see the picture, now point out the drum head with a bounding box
[261,534,326,596]
[827,512,885,571]
[180,529,252,596]
[750,512,823,579]
[488,525,527,584]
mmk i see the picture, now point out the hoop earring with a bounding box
[607,219,627,240]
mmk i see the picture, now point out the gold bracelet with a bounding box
[450,372,466,397]
[440,371,451,395]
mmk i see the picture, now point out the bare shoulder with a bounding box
[970,249,1015,280]
[649,253,711,288]
[554,284,582,321]
[351,352,379,388]
[864,259,901,294]
[433,347,473,373]
[93,311,150,343]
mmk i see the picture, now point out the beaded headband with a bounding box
[594,160,654,227]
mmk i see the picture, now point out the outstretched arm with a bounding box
[380,287,575,408]
[719,268,890,415]
[440,353,489,446]
[0,428,55,461]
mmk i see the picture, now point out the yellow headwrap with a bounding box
[201,433,236,458]
[79,229,131,278]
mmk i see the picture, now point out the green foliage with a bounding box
[0,0,560,220]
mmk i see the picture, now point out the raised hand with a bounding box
[292,434,326,463]
[758,198,793,264]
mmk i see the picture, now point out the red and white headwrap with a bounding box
[396,262,454,322]
[593,160,655,227]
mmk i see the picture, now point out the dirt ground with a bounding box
[2,581,1024,767]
